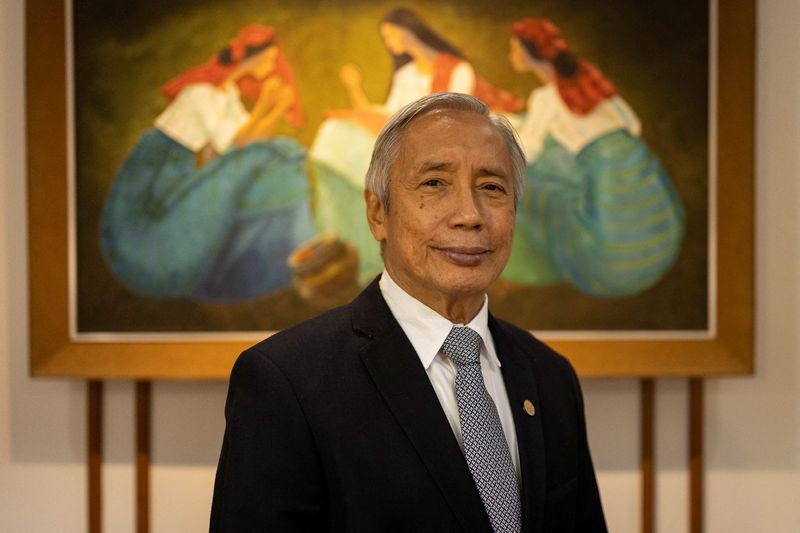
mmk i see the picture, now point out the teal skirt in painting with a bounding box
[503,129,685,297]
[100,129,314,302]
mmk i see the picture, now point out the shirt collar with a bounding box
[378,270,500,370]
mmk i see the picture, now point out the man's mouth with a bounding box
[432,246,492,267]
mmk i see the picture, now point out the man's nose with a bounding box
[448,184,483,229]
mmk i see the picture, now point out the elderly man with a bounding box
[210,93,607,532]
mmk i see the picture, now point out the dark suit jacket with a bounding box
[210,278,607,532]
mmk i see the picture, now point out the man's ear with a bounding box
[365,189,387,242]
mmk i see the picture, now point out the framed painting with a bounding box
[26,0,754,378]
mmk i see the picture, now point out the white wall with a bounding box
[2,0,798,531]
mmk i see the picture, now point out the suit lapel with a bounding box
[352,280,492,532]
[490,316,547,533]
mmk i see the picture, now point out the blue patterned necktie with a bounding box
[441,326,522,533]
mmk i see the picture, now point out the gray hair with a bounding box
[365,92,526,208]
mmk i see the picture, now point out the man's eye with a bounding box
[422,179,442,187]
[481,183,506,193]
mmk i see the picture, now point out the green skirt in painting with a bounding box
[309,118,384,284]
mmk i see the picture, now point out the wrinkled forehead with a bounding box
[396,109,510,163]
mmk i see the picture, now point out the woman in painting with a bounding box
[502,18,685,297]
[309,7,522,283]
[100,25,315,302]
[339,8,521,118]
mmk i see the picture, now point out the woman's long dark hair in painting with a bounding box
[380,7,464,71]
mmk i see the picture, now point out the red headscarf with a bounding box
[512,18,616,115]
[161,24,304,127]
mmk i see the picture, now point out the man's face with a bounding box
[366,109,516,312]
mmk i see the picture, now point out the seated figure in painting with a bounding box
[100,25,315,303]
[502,18,685,297]
[309,8,522,284]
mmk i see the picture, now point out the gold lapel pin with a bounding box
[523,399,536,417]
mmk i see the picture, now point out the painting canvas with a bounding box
[72,0,709,336]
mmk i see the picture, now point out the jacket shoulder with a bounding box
[491,315,578,379]
[239,304,360,370]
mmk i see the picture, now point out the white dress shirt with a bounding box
[379,271,520,477]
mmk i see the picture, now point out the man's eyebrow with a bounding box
[475,165,511,179]
[414,161,511,179]
[415,160,456,174]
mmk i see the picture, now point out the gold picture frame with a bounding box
[27,0,754,378]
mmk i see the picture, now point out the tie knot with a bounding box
[441,326,482,368]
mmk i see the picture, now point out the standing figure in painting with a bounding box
[100,25,314,303]
[309,8,522,284]
[338,8,521,120]
[502,18,685,297]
